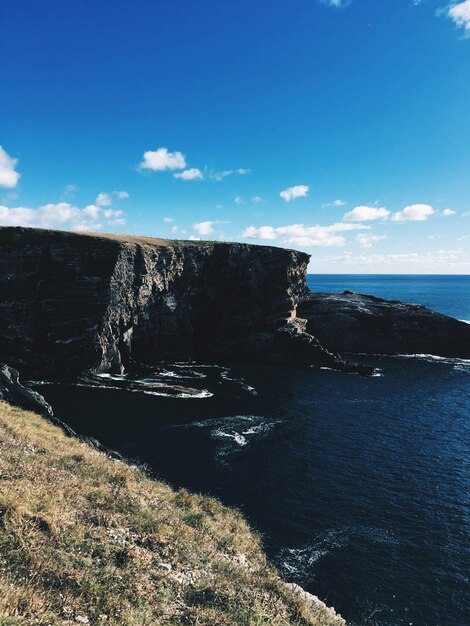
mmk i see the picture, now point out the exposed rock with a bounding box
[299,291,470,358]
[0,362,123,459]
[0,363,53,418]
[286,583,346,625]
[0,227,364,376]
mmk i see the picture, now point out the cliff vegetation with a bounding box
[0,402,345,626]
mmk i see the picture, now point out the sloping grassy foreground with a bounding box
[0,402,345,626]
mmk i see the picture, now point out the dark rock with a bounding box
[0,362,123,459]
[298,291,470,358]
[0,363,53,417]
[0,227,360,375]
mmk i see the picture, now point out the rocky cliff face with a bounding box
[0,227,360,377]
[299,291,470,358]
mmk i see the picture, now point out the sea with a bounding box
[32,275,470,626]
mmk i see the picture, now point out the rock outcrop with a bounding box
[299,291,470,358]
[0,363,53,418]
[0,227,366,377]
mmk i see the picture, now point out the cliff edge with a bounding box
[0,227,366,376]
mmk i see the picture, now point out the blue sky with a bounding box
[1,0,469,273]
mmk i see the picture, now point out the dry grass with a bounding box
[0,402,345,626]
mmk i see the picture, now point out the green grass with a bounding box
[0,402,345,626]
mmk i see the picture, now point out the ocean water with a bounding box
[32,276,470,626]
[307,274,470,322]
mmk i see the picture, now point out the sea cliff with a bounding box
[0,227,365,377]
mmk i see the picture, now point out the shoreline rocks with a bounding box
[299,291,470,358]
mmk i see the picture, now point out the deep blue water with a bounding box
[33,276,470,626]
[308,274,470,321]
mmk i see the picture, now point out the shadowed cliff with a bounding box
[0,227,363,377]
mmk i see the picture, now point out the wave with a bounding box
[397,353,470,365]
[274,546,328,582]
[135,388,213,399]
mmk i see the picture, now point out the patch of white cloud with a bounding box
[322,199,346,208]
[0,202,126,231]
[96,192,112,207]
[391,204,435,222]
[139,147,186,171]
[343,205,390,221]
[251,196,262,203]
[189,235,201,241]
[442,208,456,216]
[114,190,129,199]
[174,168,203,180]
[234,195,243,205]
[163,217,174,222]
[193,221,215,236]
[448,1,470,35]
[321,0,349,7]
[320,248,467,271]
[0,146,20,188]
[210,168,250,181]
[280,185,309,202]
[243,222,369,247]
[356,233,389,248]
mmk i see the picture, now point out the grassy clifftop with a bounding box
[0,402,345,626]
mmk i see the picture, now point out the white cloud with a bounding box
[0,201,126,232]
[189,235,201,241]
[280,185,309,202]
[356,233,389,248]
[321,0,349,7]
[83,205,101,219]
[174,167,203,180]
[442,208,456,216]
[234,195,243,205]
[163,217,173,222]
[343,205,389,221]
[391,204,435,222]
[322,0,349,9]
[114,190,129,199]
[96,192,112,207]
[251,196,262,203]
[448,1,470,35]
[103,209,125,225]
[64,184,78,195]
[243,222,369,247]
[321,249,467,271]
[210,168,250,181]
[193,221,214,236]
[171,225,178,234]
[0,146,20,188]
[243,225,276,240]
[322,199,346,208]
[139,147,186,171]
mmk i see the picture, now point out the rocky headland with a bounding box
[298,291,470,358]
[0,226,368,379]
[1,226,468,394]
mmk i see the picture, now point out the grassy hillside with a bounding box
[0,402,345,626]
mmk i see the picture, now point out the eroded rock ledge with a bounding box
[0,227,366,377]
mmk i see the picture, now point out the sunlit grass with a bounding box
[0,402,344,626]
